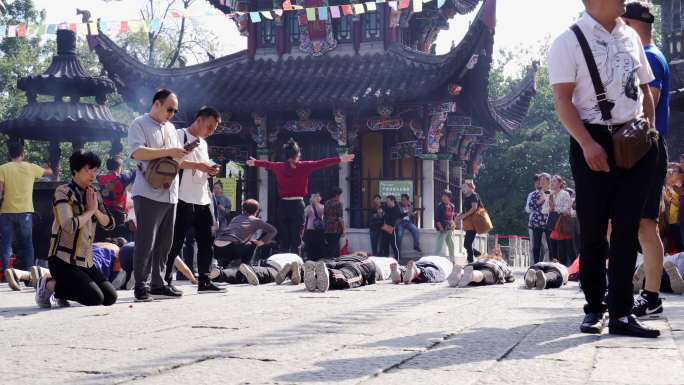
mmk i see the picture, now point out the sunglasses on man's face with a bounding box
[166,107,179,114]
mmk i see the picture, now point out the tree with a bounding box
[475,48,572,236]
[119,0,220,67]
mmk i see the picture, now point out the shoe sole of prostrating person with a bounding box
[304,261,317,291]
[239,264,259,286]
[403,261,418,284]
[35,276,52,308]
[30,266,44,289]
[458,266,474,288]
[390,263,402,284]
[535,270,546,290]
[523,269,536,289]
[314,261,330,292]
[5,269,21,291]
[447,265,463,288]
[274,262,292,285]
[632,264,645,294]
[290,263,302,285]
[664,261,684,294]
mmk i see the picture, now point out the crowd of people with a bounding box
[2,1,684,343]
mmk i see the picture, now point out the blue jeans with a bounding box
[0,213,35,272]
[396,220,420,250]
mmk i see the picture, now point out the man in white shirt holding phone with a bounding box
[164,106,224,294]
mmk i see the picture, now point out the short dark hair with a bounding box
[213,181,224,189]
[386,195,396,202]
[152,88,175,105]
[242,199,260,215]
[441,190,452,199]
[106,157,123,171]
[373,194,381,200]
[401,193,409,200]
[8,138,24,159]
[283,138,301,161]
[69,150,101,175]
[331,187,342,197]
[195,106,220,122]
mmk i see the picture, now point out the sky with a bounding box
[32,0,586,72]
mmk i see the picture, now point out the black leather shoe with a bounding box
[197,280,226,294]
[580,312,605,334]
[609,315,660,338]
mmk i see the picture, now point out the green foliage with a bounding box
[476,56,572,236]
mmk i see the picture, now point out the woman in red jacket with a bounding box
[246,138,354,255]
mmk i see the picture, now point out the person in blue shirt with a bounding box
[623,2,671,318]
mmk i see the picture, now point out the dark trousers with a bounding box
[531,227,551,264]
[530,265,564,289]
[369,227,381,255]
[95,210,130,243]
[279,199,305,254]
[669,224,683,253]
[380,231,400,260]
[327,258,376,290]
[324,233,342,259]
[550,239,574,266]
[464,230,478,263]
[132,196,176,290]
[570,126,657,317]
[304,229,325,260]
[416,261,446,283]
[216,265,277,284]
[165,200,213,284]
[49,257,117,306]
[215,242,256,268]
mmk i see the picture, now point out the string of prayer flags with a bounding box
[353,3,365,14]
[365,2,376,12]
[341,4,353,15]
[330,5,341,18]
[249,11,261,22]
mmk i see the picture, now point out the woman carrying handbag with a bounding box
[543,175,575,266]
[458,181,483,263]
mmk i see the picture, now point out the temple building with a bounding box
[653,0,684,158]
[92,0,535,255]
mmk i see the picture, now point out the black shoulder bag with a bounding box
[570,24,656,170]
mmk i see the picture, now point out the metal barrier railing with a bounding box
[487,235,531,268]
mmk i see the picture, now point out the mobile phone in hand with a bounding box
[184,140,200,151]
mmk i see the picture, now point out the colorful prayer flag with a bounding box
[261,11,273,20]
[353,3,365,14]
[47,24,56,34]
[413,0,422,12]
[37,24,46,36]
[318,7,328,20]
[437,0,445,7]
[399,0,409,9]
[292,4,304,10]
[7,25,16,37]
[376,0,386,3]
[151,19,161,33]
[88,23,99,35]
[330,5,341,18]
[341,4,353,15]
[306,8,316,21]
[365,2,376,11]
[389,1,398,10]
[249,12,262,22]
[26,25,36,36]
[16,24,26,37]
[120,21,128,33]
[274,9,284,16]
[69,23,78,32]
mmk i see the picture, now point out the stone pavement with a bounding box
[2,272,684,385]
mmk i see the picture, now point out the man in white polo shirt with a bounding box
[164,106,224,294]
[549,0,660,338]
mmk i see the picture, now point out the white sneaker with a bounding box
[238,264,259,286]
[35,276,53,308]
[458,266,474,288]
[664,261,684,294]
[30,266,48,289]
[390,263,402,284]
[447,265,463,288]
[303,261,317,292]
[5,269,22,291]
[404,260,419,284]
[535,270,546,290]
[275,262,293,285]
[314,261,329,292]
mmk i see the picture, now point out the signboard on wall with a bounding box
[379,180,414,199]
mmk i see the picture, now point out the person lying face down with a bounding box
[447,255,515,288]
[633,252,684,295]
[302,252,377,293]
[389,256,453,284]
[524,261,570,290]
[211,253,304,286]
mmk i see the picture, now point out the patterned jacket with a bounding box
[49,181,114,268]
[470,257,515,284]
